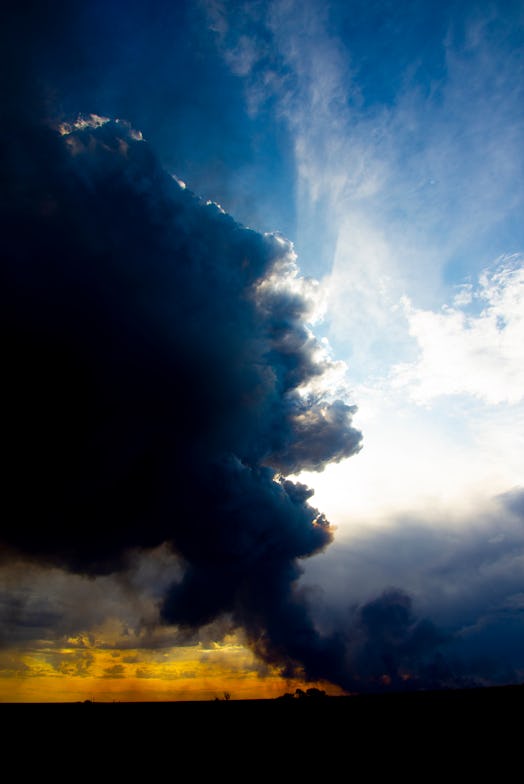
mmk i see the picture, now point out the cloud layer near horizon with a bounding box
[300,487,524,684]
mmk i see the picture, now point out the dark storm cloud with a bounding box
[0,594,62,647]
[1,25,361,685]
[0,1,296,238]
[301,487,524,686]
[0,549,185,650]
[346,590,448,690]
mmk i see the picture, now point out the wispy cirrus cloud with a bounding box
[204,1,524,382]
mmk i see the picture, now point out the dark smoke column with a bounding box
[1,113,362,685]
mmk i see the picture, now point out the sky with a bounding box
[1,0,523,700]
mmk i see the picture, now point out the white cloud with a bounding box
[392,256,524,405]
[306,257,523,531]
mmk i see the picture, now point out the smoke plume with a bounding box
[2,99,362,684]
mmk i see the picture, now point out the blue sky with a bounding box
[1,0,523,693]
[193,1,524,531]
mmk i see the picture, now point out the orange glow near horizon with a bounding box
[0,636,346,703]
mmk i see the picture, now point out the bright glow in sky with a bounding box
[302,255,524,529]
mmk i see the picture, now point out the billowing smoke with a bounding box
[1,107,362,684]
